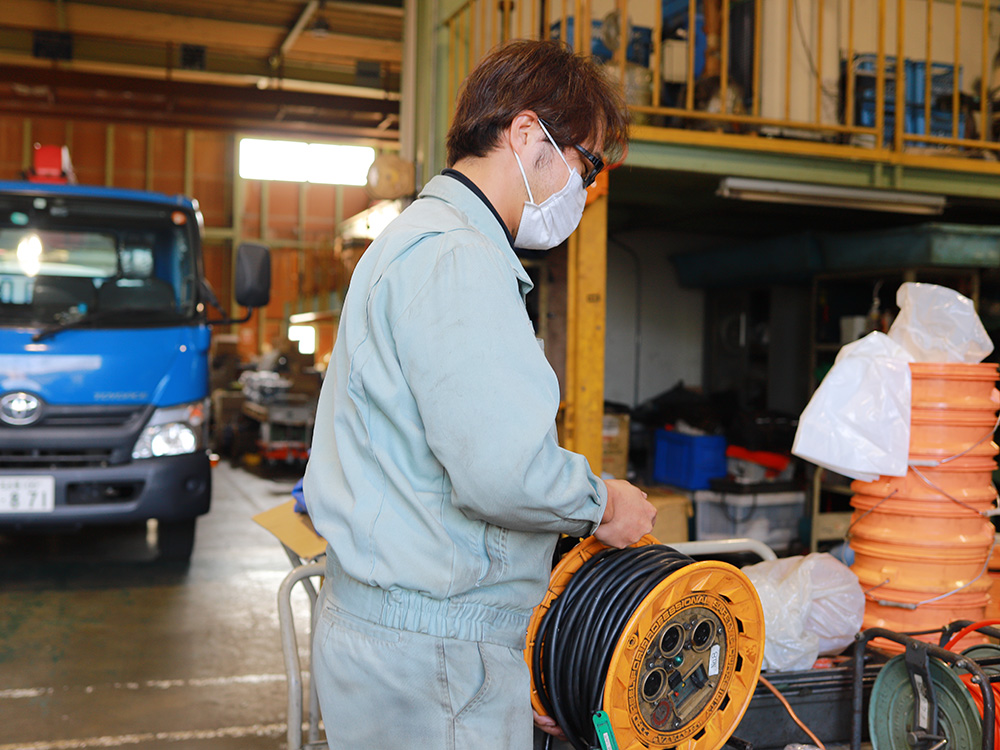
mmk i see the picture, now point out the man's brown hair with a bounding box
[446,39,630,167]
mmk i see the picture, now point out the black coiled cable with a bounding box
[532,544,695,750]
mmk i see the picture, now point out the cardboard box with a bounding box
[640,485,691,544]
[211,389,245,424]
[210,359,241,391]
[288,371,322,396]
[211,333,239,358]
[252,499,327,560]
[602,413,630,479]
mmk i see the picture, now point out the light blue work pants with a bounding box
[313,583,534,749]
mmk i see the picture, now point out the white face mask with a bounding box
[512,120,586,250]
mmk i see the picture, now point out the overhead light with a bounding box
[717,177,946,216]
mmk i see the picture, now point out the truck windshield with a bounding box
[0,195,199,327]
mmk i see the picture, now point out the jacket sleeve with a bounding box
[390,237,607,536]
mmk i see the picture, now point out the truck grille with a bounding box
[0,404,149,467]
[0,448,116,469]
[39,405,148,428]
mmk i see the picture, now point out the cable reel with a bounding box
[868,653,983,750]
[526,535,765,750]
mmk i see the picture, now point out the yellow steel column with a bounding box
[564,192,608,474]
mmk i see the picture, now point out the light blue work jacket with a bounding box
[303,173,607,648]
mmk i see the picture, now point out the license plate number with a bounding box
[0,476,55,513]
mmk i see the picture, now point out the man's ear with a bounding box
[508,110,538,156]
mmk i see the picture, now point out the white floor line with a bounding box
[0,723,287,750]
[0,673,301,701]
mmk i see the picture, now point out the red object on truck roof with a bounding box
[26,144,77,184]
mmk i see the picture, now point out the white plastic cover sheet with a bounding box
[888,282,994,362]
[792,283,991,481]
[742,553,864,672]
[792,332,912,481]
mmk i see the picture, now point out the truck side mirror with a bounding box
[235,243,271,309]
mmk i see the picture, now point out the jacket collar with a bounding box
[419,173,534,298]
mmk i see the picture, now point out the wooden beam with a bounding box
[0,100,398,143]
[0,64,399,116]
[2,0,403,64]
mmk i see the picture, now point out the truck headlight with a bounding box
[132,400,209,459]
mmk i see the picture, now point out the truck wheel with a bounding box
[158,518,196,561]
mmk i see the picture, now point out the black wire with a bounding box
[532,545,695,750]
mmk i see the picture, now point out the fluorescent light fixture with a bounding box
[717,177,946,215]
[239,138,375,185]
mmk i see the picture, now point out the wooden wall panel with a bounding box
[151,129,186,197]
[202,240,231,312]
[302,245,337,298]
[112,124,147,190]
[238,322,258,362]
[266,247,299,320]
[304,184,337,240]
[267,182,300,241]
[241,179,261,239]
[192,131,231,228]
[262,320,282,352]
[31,119,67,152]
[0,120,23,179]
[69,122,107,186]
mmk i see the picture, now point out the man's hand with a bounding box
[533,709,567,741]
[594,479,656,548]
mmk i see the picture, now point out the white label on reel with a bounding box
[913,673,930,728]
[708,645,721,676]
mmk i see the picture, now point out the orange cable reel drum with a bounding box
[526,535,765,749]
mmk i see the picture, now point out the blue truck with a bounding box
[0,166,269,561]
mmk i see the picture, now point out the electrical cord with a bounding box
[531,544,695,750]
[756,675,827,750]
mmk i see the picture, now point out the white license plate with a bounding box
[0,476,55,513]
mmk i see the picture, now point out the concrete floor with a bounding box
[0,461,860,750]
[0,462,315,750]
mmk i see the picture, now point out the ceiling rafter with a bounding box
[0,0,404,138]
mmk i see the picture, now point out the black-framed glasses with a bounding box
[538,118,604,188]
[573,143,604,188]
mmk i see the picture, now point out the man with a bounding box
[303,39,656,749]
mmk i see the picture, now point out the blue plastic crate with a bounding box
[857,99,964,147]
[853,54,900,103]
[856,99,899,145]
[852,55,960,109]
[652,430,727,490]
[550,18,652,67]
[906,60,960,106]
[909,107,966,138]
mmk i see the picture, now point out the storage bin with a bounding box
[852,56,959,106]
[906,60,960,106]
[693,489,806,550]
[652,430,727,489]
[850,55,962,147]
[549,18,653,67]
